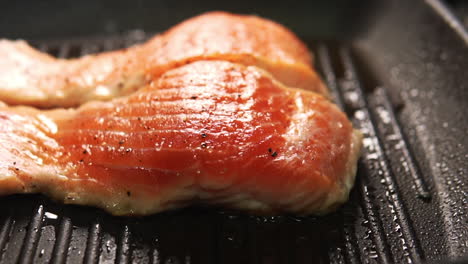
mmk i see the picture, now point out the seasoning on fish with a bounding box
[0,11,327,108]
[0,61,361,215]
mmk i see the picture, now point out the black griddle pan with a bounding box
[0,0,466,263]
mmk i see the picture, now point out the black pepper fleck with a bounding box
[201,133,207,138]
[271,151,278,157]
[201,143,207,149]
[83,150,88,154]
[79,159,84,163]
[190,96,198,100]
[15,168,19,171]
[268,148,272,153]
[118,140,125,145]
[13,162,16,165]
[127,191,131,197]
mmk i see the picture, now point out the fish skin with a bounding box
[0,61,361,215]
[0,11,327,108]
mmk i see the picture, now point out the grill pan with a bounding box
[0,0,467,263]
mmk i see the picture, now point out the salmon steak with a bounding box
[0,11,327,108]
[0,61,361,215]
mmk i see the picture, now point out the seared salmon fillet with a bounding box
[0,61,361,215]
[0,11,327,108]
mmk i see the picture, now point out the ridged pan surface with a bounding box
[0,1,467,260]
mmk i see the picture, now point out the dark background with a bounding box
[0,0,377,40]
[0,0,466,41]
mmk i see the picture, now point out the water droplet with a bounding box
[376,106,391,124]
[354,110,366,120]
[368,249,378,259]
[44,212,58,220]
[105,240,112,253]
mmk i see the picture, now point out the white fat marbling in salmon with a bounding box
[0,11,327,108]
[0,61,361,215]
